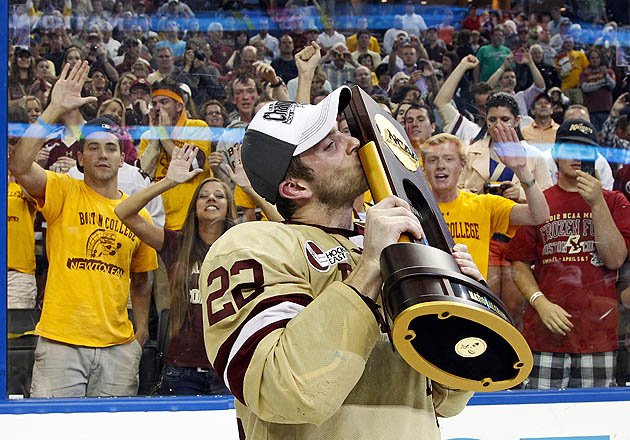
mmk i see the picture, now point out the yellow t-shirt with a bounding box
[438,191,517,278]
[556,50,589,90]
[346,34,381,54]
[234,186,269,221]
[7,182,36,274]
[138,118,212,230]
[36,172,158,347]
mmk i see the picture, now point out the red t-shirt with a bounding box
[506,185,630,353]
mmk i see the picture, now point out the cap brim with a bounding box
[555,136,599,148]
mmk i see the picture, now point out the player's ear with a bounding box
[278,177,311,201]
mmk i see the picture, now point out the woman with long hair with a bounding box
[113,72,138,111]
[9,47,40,106]
[115,144,237,396]
[62,46,83,70]
[97,98,138,164]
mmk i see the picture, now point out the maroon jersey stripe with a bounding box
[227,318,291,404]
[212,294,313,380]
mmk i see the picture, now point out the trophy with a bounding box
[344,86,532,392]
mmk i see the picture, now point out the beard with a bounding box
[310,162,369,210]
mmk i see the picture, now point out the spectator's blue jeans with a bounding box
[160,364,230,396]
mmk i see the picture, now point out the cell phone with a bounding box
[581,161,596,177]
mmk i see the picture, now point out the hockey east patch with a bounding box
[304,240,349,272]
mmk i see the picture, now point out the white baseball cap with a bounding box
[242,86,352,203]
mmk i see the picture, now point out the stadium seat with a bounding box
[7,308,41,398]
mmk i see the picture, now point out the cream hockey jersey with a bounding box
[201,221,473,440]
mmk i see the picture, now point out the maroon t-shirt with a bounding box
[506,185,630,353]
[161,228,211,368]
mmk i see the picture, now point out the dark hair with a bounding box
[371,93,392,109]
[275,156,314,220]
[471,82,494,97]
[443,51,459,68]
[486,92,519,117]
[404,103,436,124]
[231,72,263,96]
[357,53,374,66]
[374,63,390,77]
[392,84,421,104]
[170,178,237,337]
[202,99,228,126]
[153,77,184,101]
[8,104,29,124]
[357,29,371,38]
[457,29,471,45]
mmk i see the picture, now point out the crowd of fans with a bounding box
[6,0,630,397]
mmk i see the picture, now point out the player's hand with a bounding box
[296,42,322,75]
[166,144,203,183]
[452,243,484,282]
[362,195,424,268]
[533,296,573,336]
[576,169,604,207]
[611,92,628,117]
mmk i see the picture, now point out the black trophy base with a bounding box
[381,243,533,392]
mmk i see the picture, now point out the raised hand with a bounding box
[491,122,527,171]
[208,151,224,171]
[226,144,251,189]
[165,144,204,183]
[459,55,479,71]
[502,53,515,69]
[254,61,280,84]
[49,61,97,112]
[296,42,322,76]
[419,58,435,77]
[576,170,604,207]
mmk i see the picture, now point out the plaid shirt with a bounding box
[322,62,356,90]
